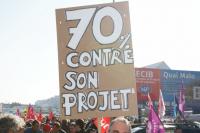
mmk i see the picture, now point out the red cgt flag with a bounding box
[48,110,54,121]
[101,117,110,133]
[36,108,43,122]
[26,105,36,120]
[93,117,110,133]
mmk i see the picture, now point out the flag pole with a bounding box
[98,117,101,133]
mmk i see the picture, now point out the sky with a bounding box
[0,0,200,104]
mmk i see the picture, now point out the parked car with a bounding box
[131,122,200,133]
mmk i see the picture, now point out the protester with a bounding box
[43,123,51,133]
[43,118,51,133]
[24,119,42,133]
[85,128,97,133]
[50,121,66,133]
[84,118,97,132]
[50,116,57,127]
[25,120,32,128]
[75,119,85,133]
[69,122,76,133]
[61,119,69,133]
[108,117,131,133]
[0,113,25,133]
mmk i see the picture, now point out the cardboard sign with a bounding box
[56,1,138,119]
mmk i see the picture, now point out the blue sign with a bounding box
[160,70,200,102]
[139,86,151,94]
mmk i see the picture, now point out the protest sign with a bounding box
[56,1,137,119]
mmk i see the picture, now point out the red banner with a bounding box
[135,68,161,101]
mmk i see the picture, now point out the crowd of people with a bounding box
[0,113,131,133]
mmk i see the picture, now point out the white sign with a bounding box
[193,86,200,99]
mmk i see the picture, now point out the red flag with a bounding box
[48,109,54,121]
[37,108,43,122]
[158,90,166,118]
[26,105,35,120]
[92,117,110,133]
[93,118,98,128]
[101,117,110,133]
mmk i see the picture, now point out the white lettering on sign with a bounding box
[136,70,153,78]
[62,93,76,116]
[64,71,98,90]
[62,88,133,116]
[163,71,195,79]
[179,72,195,79]
[163,72,178,79]
[66,48,133,68]
[92,6,123,44]
[66,6,123,50]
[66,8,96,50]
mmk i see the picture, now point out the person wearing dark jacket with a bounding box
[50,121,66,133]
[75,119,85,133]
[24,120,42,133]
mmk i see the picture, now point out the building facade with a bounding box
[135,67,200,114]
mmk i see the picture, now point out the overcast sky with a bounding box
[0,0,200,104]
